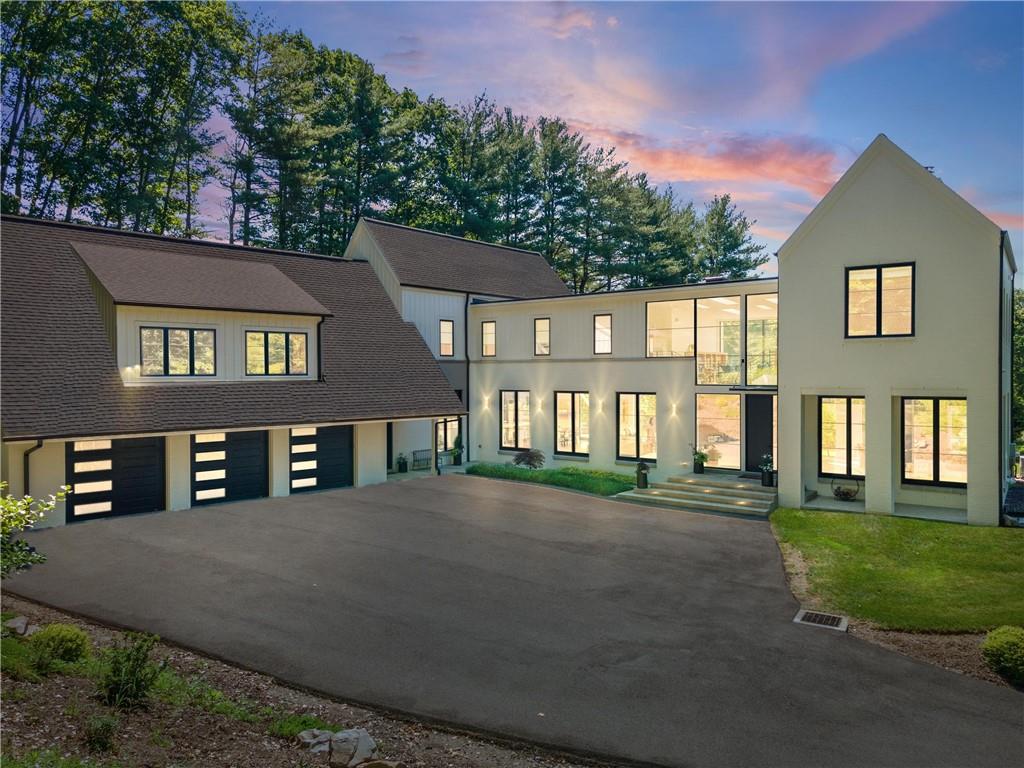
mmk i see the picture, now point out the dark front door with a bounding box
[66,437,166,522]
[191,431,268,505]
[744,394,775,472]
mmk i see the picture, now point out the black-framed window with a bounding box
[617,392,656,461]
[846,263,914,338]
[439,319,454,357]
[818,396,865,479]
[594,314,612,355]
[481,320,496,357]
[500,390,530,450]
[554,391,589,456]
[902,397,967,487]
[646,299,695,357]
[534,317,550,356]
[436,417,460,452]
[245,330,308,376]
[140,327,216,377]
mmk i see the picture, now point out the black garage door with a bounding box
[65,437,165,522]
[191,431,268,505]
[290,426,353,492]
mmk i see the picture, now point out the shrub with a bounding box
[512,448,545,469]
[83,713,118,752]
[30,623,91,663]
[268,712,338,739]
[99,632,165,710]
[1,636,42,682]
[981,625,1024,686]
[466,463,634,496]
[1,481,69,579]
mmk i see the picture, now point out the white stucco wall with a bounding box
[1,440,68,528]
[354,421,388,486]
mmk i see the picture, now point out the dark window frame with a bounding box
[139,326,217,377]
[694,294,743,386]
[745,293,779,386]
[553,390,589,457]
[616,391,657,463]
[593,313,613,355]
[499,389,530,450]
[817,395,866,480]
[900,396,967,488]
[481,320,496,357]
[844,262,916,339]
[534,317,551,357]
[435,417,460,452]
[244,330,309,377]
[439,319,455,357]
[645,298,696,359]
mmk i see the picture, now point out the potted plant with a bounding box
[396,453,408,473]
[636,460,650,489]
[452,433,463,466]
[693,449,708,474]
[758,453,774,487]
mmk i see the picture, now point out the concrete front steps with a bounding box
[616,474,777,517]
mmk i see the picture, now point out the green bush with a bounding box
[981,625,1024,686]
[98,633,165,710]
[466,463,634,496]
[268,712,338,739]
[1,636,42,682]
[1,480,68,579]
[83,713,119,752]
[30,623,91,662]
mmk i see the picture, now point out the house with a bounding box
[0,135,1014,527]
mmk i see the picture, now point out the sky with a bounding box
[243,0,1024,273]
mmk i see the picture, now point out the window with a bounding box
[534,318,550,356]
[500,390,530,449]
[646,299,695,357]
[555,391,589,456]
[617,393,656,461]
[594,314,612,355]
[436,417,460,452]
[902,398,967,486]
[439,320,454,357]
[245,331,308,376]
[140,327,215,376]
[696,394,741,469]
[846,263,914,337]
[818,397,866,478]
[481,321,496,357]
[746,294,778,385]
[696,296,741,384]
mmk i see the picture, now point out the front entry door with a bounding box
[745,394,775,472]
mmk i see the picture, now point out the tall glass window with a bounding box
[746,294,778,385]
[439,320,454,357]
[534,318,550,356]
[617,393,656,461]
[903,398,966,485]
[555,391,590,456]
[646,299,695,357]
[500,390,530,450]
[819,397,865,478]
[846,263,914,337]
[481,321,496,357]
[696,296,741,384]
[436,417,460,452]
[696,394,741,469]
[594,314,612,355]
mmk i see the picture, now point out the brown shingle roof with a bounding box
[360,218,569,298]
[72,241,331,316]
[1,216,464,441]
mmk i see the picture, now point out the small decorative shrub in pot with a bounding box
[512,448,545,470]
[693,449,708,474]
[981,625,1024,686]
[452,433,463,466]
[758,453,774,487]
[396,453,408,473]
[635,460,650,489]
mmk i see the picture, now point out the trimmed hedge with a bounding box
[466,463,634,496]
[981,625,1024,686]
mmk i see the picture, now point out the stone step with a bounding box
[617,489,773,517]
[663,475,777,499]
[645,484,776,511]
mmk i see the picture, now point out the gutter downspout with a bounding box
[316,316,326,381]
[464,292,471,463]
[999,230,1008,525]
[23,439,43,497]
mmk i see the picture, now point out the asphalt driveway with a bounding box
[9,475,1021,767]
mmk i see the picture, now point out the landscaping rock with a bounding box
[4,616,28,635]
[329,728,377,766]
[298,728,334,753]
[359,762,406,768]
[23,623,41,636]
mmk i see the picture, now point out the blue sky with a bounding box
[244,1,1024,268]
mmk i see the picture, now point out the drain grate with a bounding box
[793,608,848,632]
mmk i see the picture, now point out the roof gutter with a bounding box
[23,439,43,496]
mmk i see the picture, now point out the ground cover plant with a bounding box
[466,463,634,496]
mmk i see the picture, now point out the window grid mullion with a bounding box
[933,398,941,484]
[162,327,170,375]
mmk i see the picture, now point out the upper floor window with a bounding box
[439,319,454,357]
[846,263,914,337]
[746,294,778,385]
[617,392,656,461]
[646,299,694,357]
[902,398,966,486]
[555,391,589,456]
[819,396,865,479]
[534,318,550,356]
[696,296,741,384]
[140,327,215,377]
[481,321,496,357]
[594,314,612,355]
[500,390,530,450]
[245,331,307,376]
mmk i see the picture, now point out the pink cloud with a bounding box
[528,6,595,39]
[984,210,1024,230]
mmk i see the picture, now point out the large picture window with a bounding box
[819,397,865,478]
[746,294,778,385]
[481,321,496,357]
[646,299,694,357]
[140,327,215,377]
[696,393,741,469]
[902,398,967,486]
[534,318,550,356]
[245,331,307,376]
[846,263,914,337]
[500,390,530,450]
[439,320,454,357]
[593,314,612,355]
[436,417,460,452]
[617,393,656,461]
[696,296,741,384]
[555,391,589,456]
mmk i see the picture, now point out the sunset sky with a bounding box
[248,0,1023,271]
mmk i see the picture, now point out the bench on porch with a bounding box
[411,449,432,471]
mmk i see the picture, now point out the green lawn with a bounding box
[465,463,634,496]
[771,508,1024,632]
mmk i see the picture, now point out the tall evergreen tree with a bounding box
[696,194,769,278]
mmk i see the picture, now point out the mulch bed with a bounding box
[1,596,613,768]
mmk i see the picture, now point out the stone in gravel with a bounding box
[4,616,28,635]
[359,762,406,768]
[329,728,377,767]
[23,624,41,636]
[298,728,334,753]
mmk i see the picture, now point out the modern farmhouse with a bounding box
[0,135,1015,526]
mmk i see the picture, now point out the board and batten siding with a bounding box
[401,288,466,359]
[116,305,319,384]
[343,221,402,309]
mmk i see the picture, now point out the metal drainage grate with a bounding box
[793,609,849,632]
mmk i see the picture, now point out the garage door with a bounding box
[290,426,353,492]
[65,437,166,522]
[191,431,268,505]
